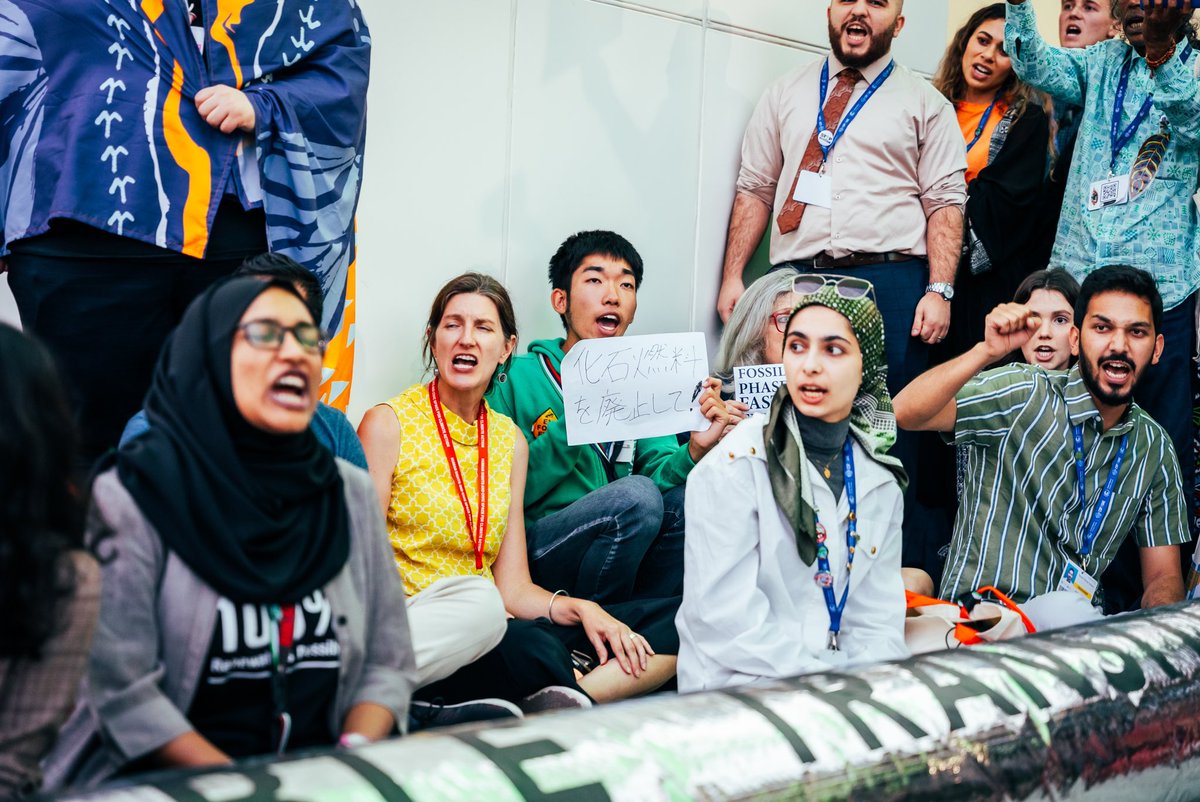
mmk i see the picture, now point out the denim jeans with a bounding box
[525,476,686,605]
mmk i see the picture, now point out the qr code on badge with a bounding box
[1102,181,1119,205]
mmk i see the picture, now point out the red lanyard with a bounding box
[428,380,489,570]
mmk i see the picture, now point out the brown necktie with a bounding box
[777,68,863,235]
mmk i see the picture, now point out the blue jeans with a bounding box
[525,476,686,605]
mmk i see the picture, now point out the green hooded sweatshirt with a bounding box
[487,337,697,523]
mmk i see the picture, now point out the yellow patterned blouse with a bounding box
[383,384,519,596]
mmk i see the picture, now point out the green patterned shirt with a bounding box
[1005,1,1200,310]
[940,364,1189,603]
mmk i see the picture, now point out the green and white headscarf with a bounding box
[762,284,907,566]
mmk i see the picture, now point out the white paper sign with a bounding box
[560,333,710,446]
[734,364,786,416]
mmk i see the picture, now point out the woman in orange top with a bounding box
[932,3,1052,351]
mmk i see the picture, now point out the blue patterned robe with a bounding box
[0,0,370,338]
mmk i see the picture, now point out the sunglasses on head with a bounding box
[239,319,327,355]
[792,275,876,301]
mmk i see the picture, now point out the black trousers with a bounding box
[416,597,680,705]
[7,208,265,464]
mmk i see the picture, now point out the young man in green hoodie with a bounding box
[488,230,730,606]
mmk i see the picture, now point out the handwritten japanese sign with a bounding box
[734,364,786,416]
[560,333,710,446]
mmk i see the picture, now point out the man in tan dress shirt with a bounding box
[716,0,967,563]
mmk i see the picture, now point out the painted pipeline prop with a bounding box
[47,602,1200,802]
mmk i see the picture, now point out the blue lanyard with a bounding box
[816,59,895,163]
[813,438,856,651]
[965,93,1002,153]
[1109,44,1193,172]
[1071,425,1128,566]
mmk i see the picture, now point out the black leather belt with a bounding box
[778,251,925,270]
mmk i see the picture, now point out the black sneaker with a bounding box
[518,686,594,715]
[408,698,523,732]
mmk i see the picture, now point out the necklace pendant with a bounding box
[827,631,840,651]
[823,466,832,479]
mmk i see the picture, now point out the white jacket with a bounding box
[677,415,908,693]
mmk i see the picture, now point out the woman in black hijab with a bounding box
[45,277,415,788]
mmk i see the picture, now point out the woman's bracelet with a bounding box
[547,589,568,624]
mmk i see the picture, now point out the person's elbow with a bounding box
[893,390,922,431]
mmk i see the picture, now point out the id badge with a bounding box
[1087,174,1130,211]
[793,170,833,209]
[616,440,635,465]
[1056,559,1099,601]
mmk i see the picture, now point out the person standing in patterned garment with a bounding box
[0,0,370,463]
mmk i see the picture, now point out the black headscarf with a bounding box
[117,277,349,604]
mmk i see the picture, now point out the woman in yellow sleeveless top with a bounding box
[359,273,676,723]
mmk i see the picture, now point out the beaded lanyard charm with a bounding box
[812,437,857,651]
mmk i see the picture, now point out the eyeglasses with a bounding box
[771,310,793,334]
[792,275,876,301]
[239,319,327,355]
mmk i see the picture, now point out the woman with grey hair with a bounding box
[714,268,801,398]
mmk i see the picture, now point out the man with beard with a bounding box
[714,0,966,575]
[1006,0,1200,529]
[894,266,1187,623]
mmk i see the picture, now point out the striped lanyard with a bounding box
[812,438,857,651]
[428,380,489,570]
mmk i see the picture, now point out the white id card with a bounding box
[792,170,832,209]
[615,440,635,465]
[1087,174,1130,211]
[1056,559,1099,601]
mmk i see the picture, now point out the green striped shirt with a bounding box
[940,363,1189,604]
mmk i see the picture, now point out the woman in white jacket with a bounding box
[677,276,909,692]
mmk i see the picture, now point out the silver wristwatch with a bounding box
[926,282,954,301]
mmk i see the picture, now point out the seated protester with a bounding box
[713,268,801,396]
[902,267,1082,598]
[1013,268,1081,371]
[488,231,731,605]
[44,278,414,789]
[0,325,100,799]
[358,273,678,714]
[894,265,1188,627]
[119,253,367,470]
[678,277,909,692]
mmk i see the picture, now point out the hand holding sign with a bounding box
[734,364,787,416]
[560,333,712,446]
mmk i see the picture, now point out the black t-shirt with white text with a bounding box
[188,589,341,758]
